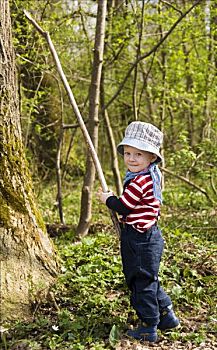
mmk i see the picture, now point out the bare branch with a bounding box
[161,167,214,204]
[160,0,183,15]
[63,122,86,129]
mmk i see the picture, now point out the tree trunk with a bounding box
[100,0,122,197]
[76,0,107,237]
[158,3,167,191]
[201,0,216,140]
[132,0,145,121]
[0,0,58,321]
[100,77,122,196]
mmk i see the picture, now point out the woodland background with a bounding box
[1,0,217,349]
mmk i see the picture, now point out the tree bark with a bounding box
[100,77,122,196]
[76,0,107,237]
[0,0,58,321]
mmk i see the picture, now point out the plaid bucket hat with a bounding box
[117,121,163,162]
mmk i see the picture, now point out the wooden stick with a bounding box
[24,10,121,237]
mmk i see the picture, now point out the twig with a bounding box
[160,1,183,15]
[184,226,217,231]
[49,291,60,312]
[186,151,204,177]
[210,174,217,196]
[63,122,86,129]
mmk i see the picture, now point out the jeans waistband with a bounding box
[120,222,157,233]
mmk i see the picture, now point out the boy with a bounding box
[97,121,179,342]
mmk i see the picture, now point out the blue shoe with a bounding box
[158,307,180,331]
[127,324,157,342]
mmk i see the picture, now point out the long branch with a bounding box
[161,167,214,204]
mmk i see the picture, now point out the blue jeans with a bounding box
[120,223,171,325]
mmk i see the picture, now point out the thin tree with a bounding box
[132,0,145,121]
[76,0,107,237]
[100,0,122,197]
[0,0,58,320]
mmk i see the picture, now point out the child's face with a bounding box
[123,145,157,172]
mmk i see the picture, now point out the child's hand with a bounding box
[97,188,114,204]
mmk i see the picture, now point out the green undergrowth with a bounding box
[1,180,217,349]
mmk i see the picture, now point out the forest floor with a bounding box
[2,182,217,350]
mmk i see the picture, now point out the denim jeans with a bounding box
[120,223,171,325]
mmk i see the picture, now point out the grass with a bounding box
[1,179,217,349]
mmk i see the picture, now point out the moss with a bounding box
[0,183,27,213]
[28,196,46,232]
[0,196,11,227]
[0,122,45,232]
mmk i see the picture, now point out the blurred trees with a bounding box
[10,0,217,229]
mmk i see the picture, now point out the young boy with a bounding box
[97,121,179,342]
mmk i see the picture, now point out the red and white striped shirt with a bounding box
[120,174,160,232]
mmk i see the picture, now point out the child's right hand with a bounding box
[97,188,114,204]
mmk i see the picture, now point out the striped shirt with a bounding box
[119,174,160,232]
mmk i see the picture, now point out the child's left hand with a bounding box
[97,188,114,204]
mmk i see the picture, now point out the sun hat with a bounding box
[117,121,163,162]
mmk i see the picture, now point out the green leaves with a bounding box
[109,324,119,348]
[3,219,216,349]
